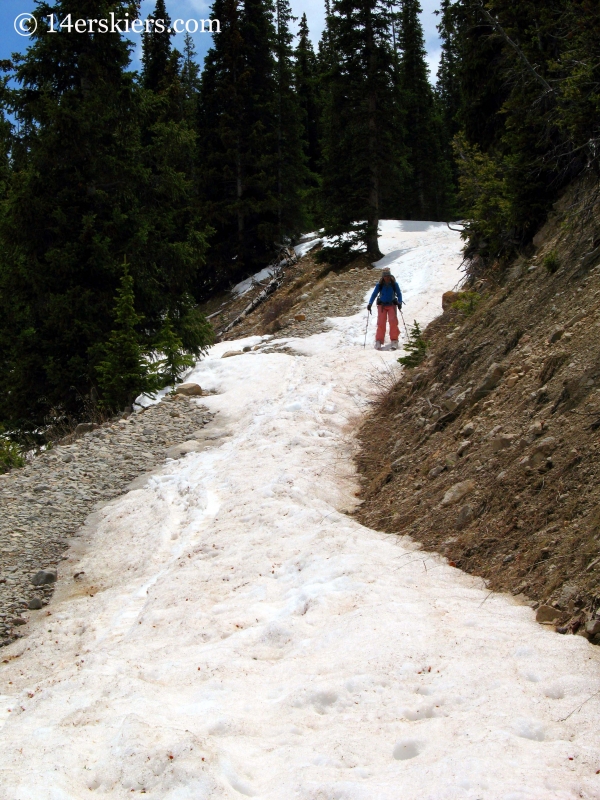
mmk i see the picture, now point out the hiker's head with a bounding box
[382,268,392,282]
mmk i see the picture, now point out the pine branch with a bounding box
[478,3,554,96]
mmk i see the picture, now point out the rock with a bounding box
[528,420,545,437]
[585,619,600,637]
[521,436,557,470]
[455,504,474,530]
[441,479,476,507]
[457,440,471,456]
[142,427,153,436]
[33,484,51,493]
[11,617,27,626]
[60,453,74,463]
[391,457,406,473]
[294,314,306,322]
[461,422,476,438]
[536,605,562,625]
[75,423,97,436]
[32,569,57,586]
[557,583,577,608]
[506,374,520,388]
[445,453,458,469]
[490,434,516,453]
[454,388,472,405]
[442,399,458,412]
[485,424,503,440]
[442,290,459,311]
[548,327,564,344]
[165,440,203,459]
[175,383,203,397]
[443,385,462,400]
[496,470,507,482]
[27,598,43,610]
[566,310,587,328]
[221,350,243,359]
[534,436,557,455]
[472,363,505,401]
[428,465,445,479]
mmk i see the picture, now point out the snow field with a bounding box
[0,222,599,799]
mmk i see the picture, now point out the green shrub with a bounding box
[543,250,560,274]
[152,314,196,391]
[398,321,428,367]
[453,290,481,316]
[0,430,25,473]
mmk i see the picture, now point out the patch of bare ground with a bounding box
[355,178,600,644]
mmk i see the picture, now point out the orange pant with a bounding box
[376,304,399,342]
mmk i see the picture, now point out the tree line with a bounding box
[437,0,600,269]
[1,0,596,435]
[0,0,451,433]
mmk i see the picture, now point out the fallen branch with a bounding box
[219,248,297,337]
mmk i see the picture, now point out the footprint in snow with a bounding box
[393,739,423,760]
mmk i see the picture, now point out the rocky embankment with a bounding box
[356,180,600,642]
[0,394,214,648]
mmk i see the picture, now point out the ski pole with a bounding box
[399,306,409,339]
[363,308,371,349]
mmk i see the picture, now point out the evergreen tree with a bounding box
[396,0,453,219]
[96,265,158,410]
[273,0,308,240]
[319,0,407,259]
[294,13,321,224]
[141,0,175,92]
[435,0,461,199]
[152,314,196,390]
[397,320,428,367]
[199,0,308,288]
[199,0,280,289]
[0,0,212,431]
[447,0,587,262]
[180,32,201,124]
[294,14,320,178]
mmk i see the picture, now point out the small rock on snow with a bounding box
[535,605,562,625]
[175,383,203,397]
[32,569,57,586]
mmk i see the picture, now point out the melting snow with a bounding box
[1,222,599,799]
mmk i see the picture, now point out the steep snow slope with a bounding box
[1,222,599,800]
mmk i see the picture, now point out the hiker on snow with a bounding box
[367,267,403,350]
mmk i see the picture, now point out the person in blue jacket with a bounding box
[367,267,403,350]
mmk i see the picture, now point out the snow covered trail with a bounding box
[1,222,600,800]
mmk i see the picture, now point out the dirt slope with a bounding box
[355,180,600,643]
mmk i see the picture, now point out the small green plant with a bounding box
[452,290,481,316]
[398,321,428,367]
[152,314,196,391]
[95,263,160,410]
[0,429,25,473]
[543,250,560,274]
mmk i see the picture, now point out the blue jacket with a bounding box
[369,278,402,307]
